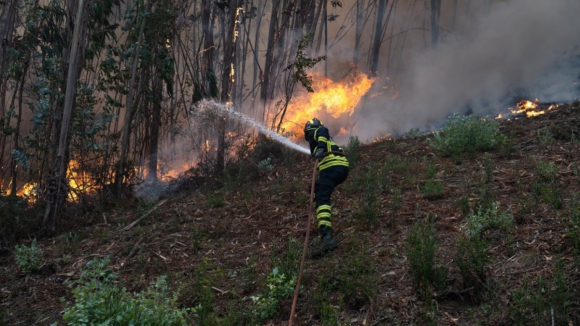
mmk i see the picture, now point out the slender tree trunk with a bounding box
[216,0,242,174]
[369,0,388,76]
[354,0,363,64]
[430,0,440,48]
[324,0,328,76]
[9,56,29,196]
[260,0,280,121]
[43,0,86,229]
[0,0,18,190]
[115,0,150,194]
[147,76,162,181]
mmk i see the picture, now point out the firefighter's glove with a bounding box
[314,148,324,160]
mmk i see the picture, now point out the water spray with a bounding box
[197,99,311,155]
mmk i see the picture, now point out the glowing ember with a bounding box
[277,70,375,135]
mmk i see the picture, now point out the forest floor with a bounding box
[3,102,580,325]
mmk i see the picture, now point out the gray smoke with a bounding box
[357,0,580,140]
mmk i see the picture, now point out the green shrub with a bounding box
[422,179,443,200]
[346,135,360,165]
[429,114,505,162]
[466,202,514,240]
[250,266,296,322]
[361,165,380,225]
[407,216,438,290]
[14,239,43,275]
[455,236,489,289]
[507,259,569,325]
[565,196,580,263]
[205,195,225,208]
[335,252,377,309]
[257,157,274,171]
[62,257,188,325]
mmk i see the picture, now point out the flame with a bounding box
[67,159,98,201]
[277,70,375,135]
[510,99,545,117]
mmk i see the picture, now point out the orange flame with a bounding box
[277,70,375,135]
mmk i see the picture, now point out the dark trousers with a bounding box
[314,166,349,229]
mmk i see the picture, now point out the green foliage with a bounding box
[257,157,274,171]
[269,238,301,281]
[361,164,380,225]
[422,180,443,200]
[205,195,225,208]
[284,32,326,92]
[62,257,188,325]
[313,277,341,326]
[507,259,569,325]
[14,239,43,275]
[422,161,443,200]
[455,237,489,289]
[466,202,514,240]
[429,114,506,162]
[478,154,496,209]
[346,135,360,165]
[533,159,562,209]
[250,267,296,322]
[407,216,438,290]
[537,127,555,147]
[335,251,378,309]
[565,196,580,264]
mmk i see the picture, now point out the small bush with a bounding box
[257,157,274,171]
[62,257,188,325]
[346,135,360,165]
[466,202,514,240]
[507,259,569,325]
[205,195,225,208]
[429,114,505,162]
[335,252,378,309]
[250,267,296,322]
[422,180,443,200]
[14,239,43,275]
[455,236,490,289]
[407,216,438,290]
[361,165,380,225]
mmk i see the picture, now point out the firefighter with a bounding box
[304,118,350,256]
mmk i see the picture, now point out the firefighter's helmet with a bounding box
[304,118,323,133]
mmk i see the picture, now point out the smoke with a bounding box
[357,0,580,140]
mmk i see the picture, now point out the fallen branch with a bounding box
[119,199,168,232]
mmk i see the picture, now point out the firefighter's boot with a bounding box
[311,226,337,258]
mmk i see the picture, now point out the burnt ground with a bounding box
[3,103,580,325]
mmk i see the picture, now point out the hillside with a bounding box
[3,103,580,325]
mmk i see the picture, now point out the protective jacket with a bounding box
[306,126,350,171]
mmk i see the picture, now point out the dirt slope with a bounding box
[3,103,580,325]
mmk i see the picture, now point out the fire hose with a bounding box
[288,158,318,326]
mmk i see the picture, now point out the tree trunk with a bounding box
[260,0,279,121]
[9,56,29,196]
[430,0,440,48]
[354,0,364,64]
[216,0,243,174]
[0,0,18,190]
[115,0,150,194]
[147,76,162,181]
[370,0,389,76]
[43,0,86,230]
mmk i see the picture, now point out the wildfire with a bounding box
[508,99,559,118]
[67,159,99,201]
[278,70,375,135]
